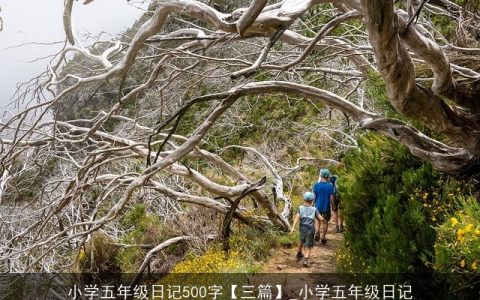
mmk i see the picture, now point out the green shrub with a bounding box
[74,231,119,273]
[338,133,435,272]
[434,197,480,294]
[117,204,167,272]
[336,132,476,297]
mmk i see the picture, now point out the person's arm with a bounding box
[314,217,320,233]
[291,213,300,233]
[315,209,325,224]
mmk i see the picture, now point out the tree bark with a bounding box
[360,0,480,153]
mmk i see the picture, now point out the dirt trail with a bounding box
[258,221,345,299]
[263,220,343,273]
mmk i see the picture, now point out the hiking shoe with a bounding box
[296,251,304,260]
[302,258,309,267]
[321,237,327,245]
[314,232,320,242]
[335,226,341,233]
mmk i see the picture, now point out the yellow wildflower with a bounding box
[460,259,465,268]
[465,224,474,233]
[431,217,437,222]
[423,203,428,208]
[475,229,480,237]
[472,261,478,271]
[450,217,459,227]
[456,229,465,241]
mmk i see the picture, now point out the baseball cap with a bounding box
[303,191,314,201]
[320,168,330,178]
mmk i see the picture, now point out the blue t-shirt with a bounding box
[313,181,334,212]
[298,205,320,234]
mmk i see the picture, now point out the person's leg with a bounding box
[296,241,304,260]
[304,246,312,258]
[297,242,303,253]
[297,232,306,259]
[338,209,344,231]
[314,218,320,242]
[322,219,328,237]
[303,246,312,266]
[320,211,331,244]
[333,210,340,233]
[302,234,314,267]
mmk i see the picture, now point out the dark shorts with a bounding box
[319,210,331,222]
[299,231,314,248]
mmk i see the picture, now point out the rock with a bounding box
[268,248,275,256]
[276,264,287,270]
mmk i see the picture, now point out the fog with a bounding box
[0,0,148,116]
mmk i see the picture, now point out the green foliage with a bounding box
[434,197,480,294]
[365,71,399,118]
[229,226,278,263]
[331,19,365,41]
[202,93,322,156]
[301,3,334,38]
[276,231,299,248]
[117,204,167,272]
[337,133,464,273]
[175,100,212,137]
[4,157,58,204]
[336,132,477,297]
[431,15,456,40]
[364,72,443,138]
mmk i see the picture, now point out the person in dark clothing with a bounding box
[312,168,335,244]
[330,174,344,233]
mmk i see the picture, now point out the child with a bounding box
[290,191,325,267]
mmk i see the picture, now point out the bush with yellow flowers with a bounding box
[434,197,479,272]
[171,248,246,273]
[409,177,472,225]
[337,133,479,298]
[434,196,480,295]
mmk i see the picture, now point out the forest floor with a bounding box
[258,220,345,298]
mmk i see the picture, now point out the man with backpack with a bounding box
[330,174,344,233]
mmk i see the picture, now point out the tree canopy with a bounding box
[0,0,479,272]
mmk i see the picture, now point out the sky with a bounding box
[0,0,149,116]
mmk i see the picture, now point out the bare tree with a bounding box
[1,0,479,272]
